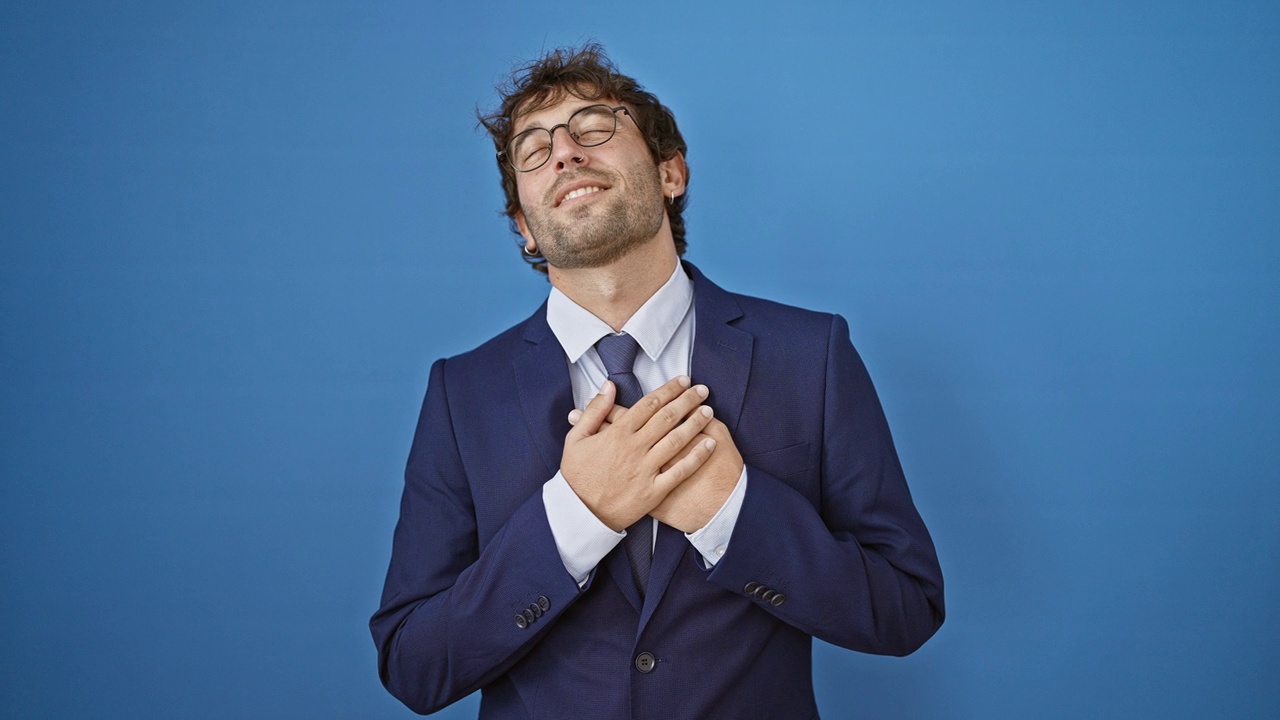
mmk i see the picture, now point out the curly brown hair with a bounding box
[477,43,689,275]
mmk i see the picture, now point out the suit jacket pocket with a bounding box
[743,441,812,480]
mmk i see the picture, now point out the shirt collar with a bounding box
[546,262,693,363]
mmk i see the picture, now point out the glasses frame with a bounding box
[499,104,637,173]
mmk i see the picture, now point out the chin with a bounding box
[542,244,625,270]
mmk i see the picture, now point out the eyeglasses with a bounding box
[500,104,635,173]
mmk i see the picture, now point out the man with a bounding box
[371,44,944,719]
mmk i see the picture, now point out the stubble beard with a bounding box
[524,164,665,270]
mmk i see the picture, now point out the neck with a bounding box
[548,236,679,332]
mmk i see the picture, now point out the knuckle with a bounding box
[662,434,683,455]
[669,422,692,443]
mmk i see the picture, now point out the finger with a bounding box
[654,437,717,493]
[700,417,728,440]
[646,404,715,467]
[617,375,692,432]
[568,403,624,427]
[568,381,616,438]
[659,432,707,473]
[636,383,710,448]
[605,404,626,424]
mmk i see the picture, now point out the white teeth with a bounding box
[563,186,603,202]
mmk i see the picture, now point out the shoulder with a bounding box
[433,303,549,380]
[688,262,842,340]
[733,290,836,330]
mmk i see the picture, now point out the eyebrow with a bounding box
[514,102,602,133]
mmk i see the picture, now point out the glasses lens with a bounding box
[569,105,618,147]
[508,129,551,172]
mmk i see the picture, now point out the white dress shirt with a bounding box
[541,262,748,586]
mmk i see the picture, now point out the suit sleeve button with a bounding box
[522,608,535,624]
[538,596,551,612]
[744,582,759,594]
[634,652,657,673]
[752,585,768,598]
[515,614,528,629]
[771,593,785,606]
[531,603,543,618]
[760,590,777,602]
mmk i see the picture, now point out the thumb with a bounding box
[568,381,615,438]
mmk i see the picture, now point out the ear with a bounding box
[658,151,687,199]
[514,210,536,250]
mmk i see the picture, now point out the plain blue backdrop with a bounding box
[2,1,1276,718]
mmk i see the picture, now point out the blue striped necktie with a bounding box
[594,333,651,597]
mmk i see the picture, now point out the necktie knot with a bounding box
[595,333,641,376]
[594,333,644,410]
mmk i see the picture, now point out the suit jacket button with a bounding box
[634,652,656,674]
[522,608,535,624]
[515,614,528,629]
[531,603,543,618]
[744,582,759,594]
[771,593,785,606]
[752,584,768,598]
[760,589,777,603]
[538,596,551,612]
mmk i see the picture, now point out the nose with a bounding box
[546,123,587,171]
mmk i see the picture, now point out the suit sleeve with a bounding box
[706,314,945,656]
[369,358,586,714]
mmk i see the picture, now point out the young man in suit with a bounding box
[371,44,945,719]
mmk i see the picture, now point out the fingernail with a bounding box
[568,409,582,423]
[601,380,613,393]
[704,438,717,450]
[695,384,709,398]
[700,406,713,418]
[678,375,692,388]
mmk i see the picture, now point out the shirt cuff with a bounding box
[686,465,748,568]
[542,471,625,586]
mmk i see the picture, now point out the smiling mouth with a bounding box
[558,186,605,206]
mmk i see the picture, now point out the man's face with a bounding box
[512,95,666,270]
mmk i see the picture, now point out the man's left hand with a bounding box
[650,417,743,533]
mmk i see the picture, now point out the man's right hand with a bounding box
[560,376,717,532]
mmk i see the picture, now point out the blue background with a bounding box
[2,2,1277,718]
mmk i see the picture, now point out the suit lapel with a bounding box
[635,264,755,629]
[636,522,686,634]
[515,307,646,612]
[514,305,575,480]
[604,543,644,613]
[687,263,752,434]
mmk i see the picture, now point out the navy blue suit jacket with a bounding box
[371,263,944,718]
